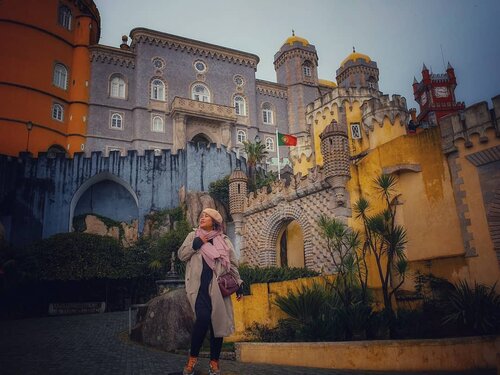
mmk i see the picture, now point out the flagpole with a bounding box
[275,128,280,180]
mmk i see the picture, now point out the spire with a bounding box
[422,63,428,71]
[292,29,295,36]
[413,76,418,84]
[353,46,356,53]
[447,61,453,69]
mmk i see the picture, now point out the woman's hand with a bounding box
[199,234,208,243]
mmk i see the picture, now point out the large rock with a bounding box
[185,191,230,227]
[131,288,194,351]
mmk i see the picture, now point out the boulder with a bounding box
[131,288,194,351]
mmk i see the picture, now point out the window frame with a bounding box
[110,112,124,130]
[110,75,126,99]
[234,95,246,116]
[262,102,274,125]
[53,63,68,90]
[151,79,165,101]
[58,5,72,30]
[191,83,211,102]
[52,103,64,122]
[151,115,164,133]
[237,130,247,144]
[265,137,275,151]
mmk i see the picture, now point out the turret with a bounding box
[319,108,351,207]
[229,168,248,258]
[229,168,248,216]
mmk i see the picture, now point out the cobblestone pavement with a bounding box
[0,311,495,375]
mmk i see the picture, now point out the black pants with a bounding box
[190,301,223,360]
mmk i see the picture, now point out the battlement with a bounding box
[360,94,408,132]
[440,95,500,153]
[306,87,387,114]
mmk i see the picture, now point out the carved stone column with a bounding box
[172,114,186,153]
[220,122,232,150]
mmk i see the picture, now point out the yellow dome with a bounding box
[341,51,371,67]
[284,35,309,46]
[318,79,337,88]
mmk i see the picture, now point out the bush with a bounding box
[21,232,126,281]
[209,175,230,213]
[238,265,319,295]
[442,280,500,336]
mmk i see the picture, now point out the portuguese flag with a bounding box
[277,132,297,146]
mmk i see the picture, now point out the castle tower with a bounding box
[336,48,379,90]
[320,108,351,209]
[229,168,248,258]
[0,0,100,157]
[413,62,465,125]
[274,32,320,137]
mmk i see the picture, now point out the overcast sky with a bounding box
[94,0,500,109]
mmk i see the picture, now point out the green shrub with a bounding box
[209,175,230,213]
[21,232,126,281]
[246,320,297,342]
[442,280,500,336]
[238,265,319,295]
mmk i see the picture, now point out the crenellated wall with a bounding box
[0,144,245,246]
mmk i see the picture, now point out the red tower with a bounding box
[413,62,465,125]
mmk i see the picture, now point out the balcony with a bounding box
[170,97,237,122]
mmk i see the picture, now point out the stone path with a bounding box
[0,311,494,375]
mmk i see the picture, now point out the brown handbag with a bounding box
[217,273,239,297]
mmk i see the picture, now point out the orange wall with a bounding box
[0,0,99,157]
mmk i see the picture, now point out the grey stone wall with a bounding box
[0,145,245,246]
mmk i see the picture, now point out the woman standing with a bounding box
[178,208,243,375]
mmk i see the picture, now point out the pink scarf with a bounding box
[195,227,231,271]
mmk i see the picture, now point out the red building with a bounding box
[413,62,465,125]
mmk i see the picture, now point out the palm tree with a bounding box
[242,139,268,190]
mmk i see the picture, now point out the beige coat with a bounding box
[178,230,242,338]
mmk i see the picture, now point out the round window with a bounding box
[152,58,164,69]
[234,75,244,86]
[194,60,207,73]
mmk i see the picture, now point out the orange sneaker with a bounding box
[183,355,197,375]
[209,359,221,375]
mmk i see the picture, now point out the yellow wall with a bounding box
[236,336,499,371]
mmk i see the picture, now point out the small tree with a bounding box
[242,139,268,190]
[354,174,408,324]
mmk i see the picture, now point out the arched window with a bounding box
[58,6,72,30]
[110,75,126,99]
[303,61,312,77]
[237,130,247,144]
[52,103,64,121]
[262,102,274,125]
[151,79,165,101]
[111,113,123,129]
[234,95,246,116]
[152,116,164,132]
[53,63,68,90]
[192,83,210,102]
[265,137,275,151]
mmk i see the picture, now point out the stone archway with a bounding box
[257,203,314,268]
[191,133,212,148]
[69,172,139,231]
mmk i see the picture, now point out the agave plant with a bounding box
[442,280,500,335]
[274,282,337,340]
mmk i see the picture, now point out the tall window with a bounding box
[58,6,72,30]
[262,102,273,125]
[53,64,68,90]
[52,103,64,121]
[234,95,246,116]
[237,130,247,144]
[110,75,126,99]
[151,79,165,101]
[265,137,275,151]
[192,84,210,102]
[110,113,123,129]
[303,61,312,77]
[152,116,164,132]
